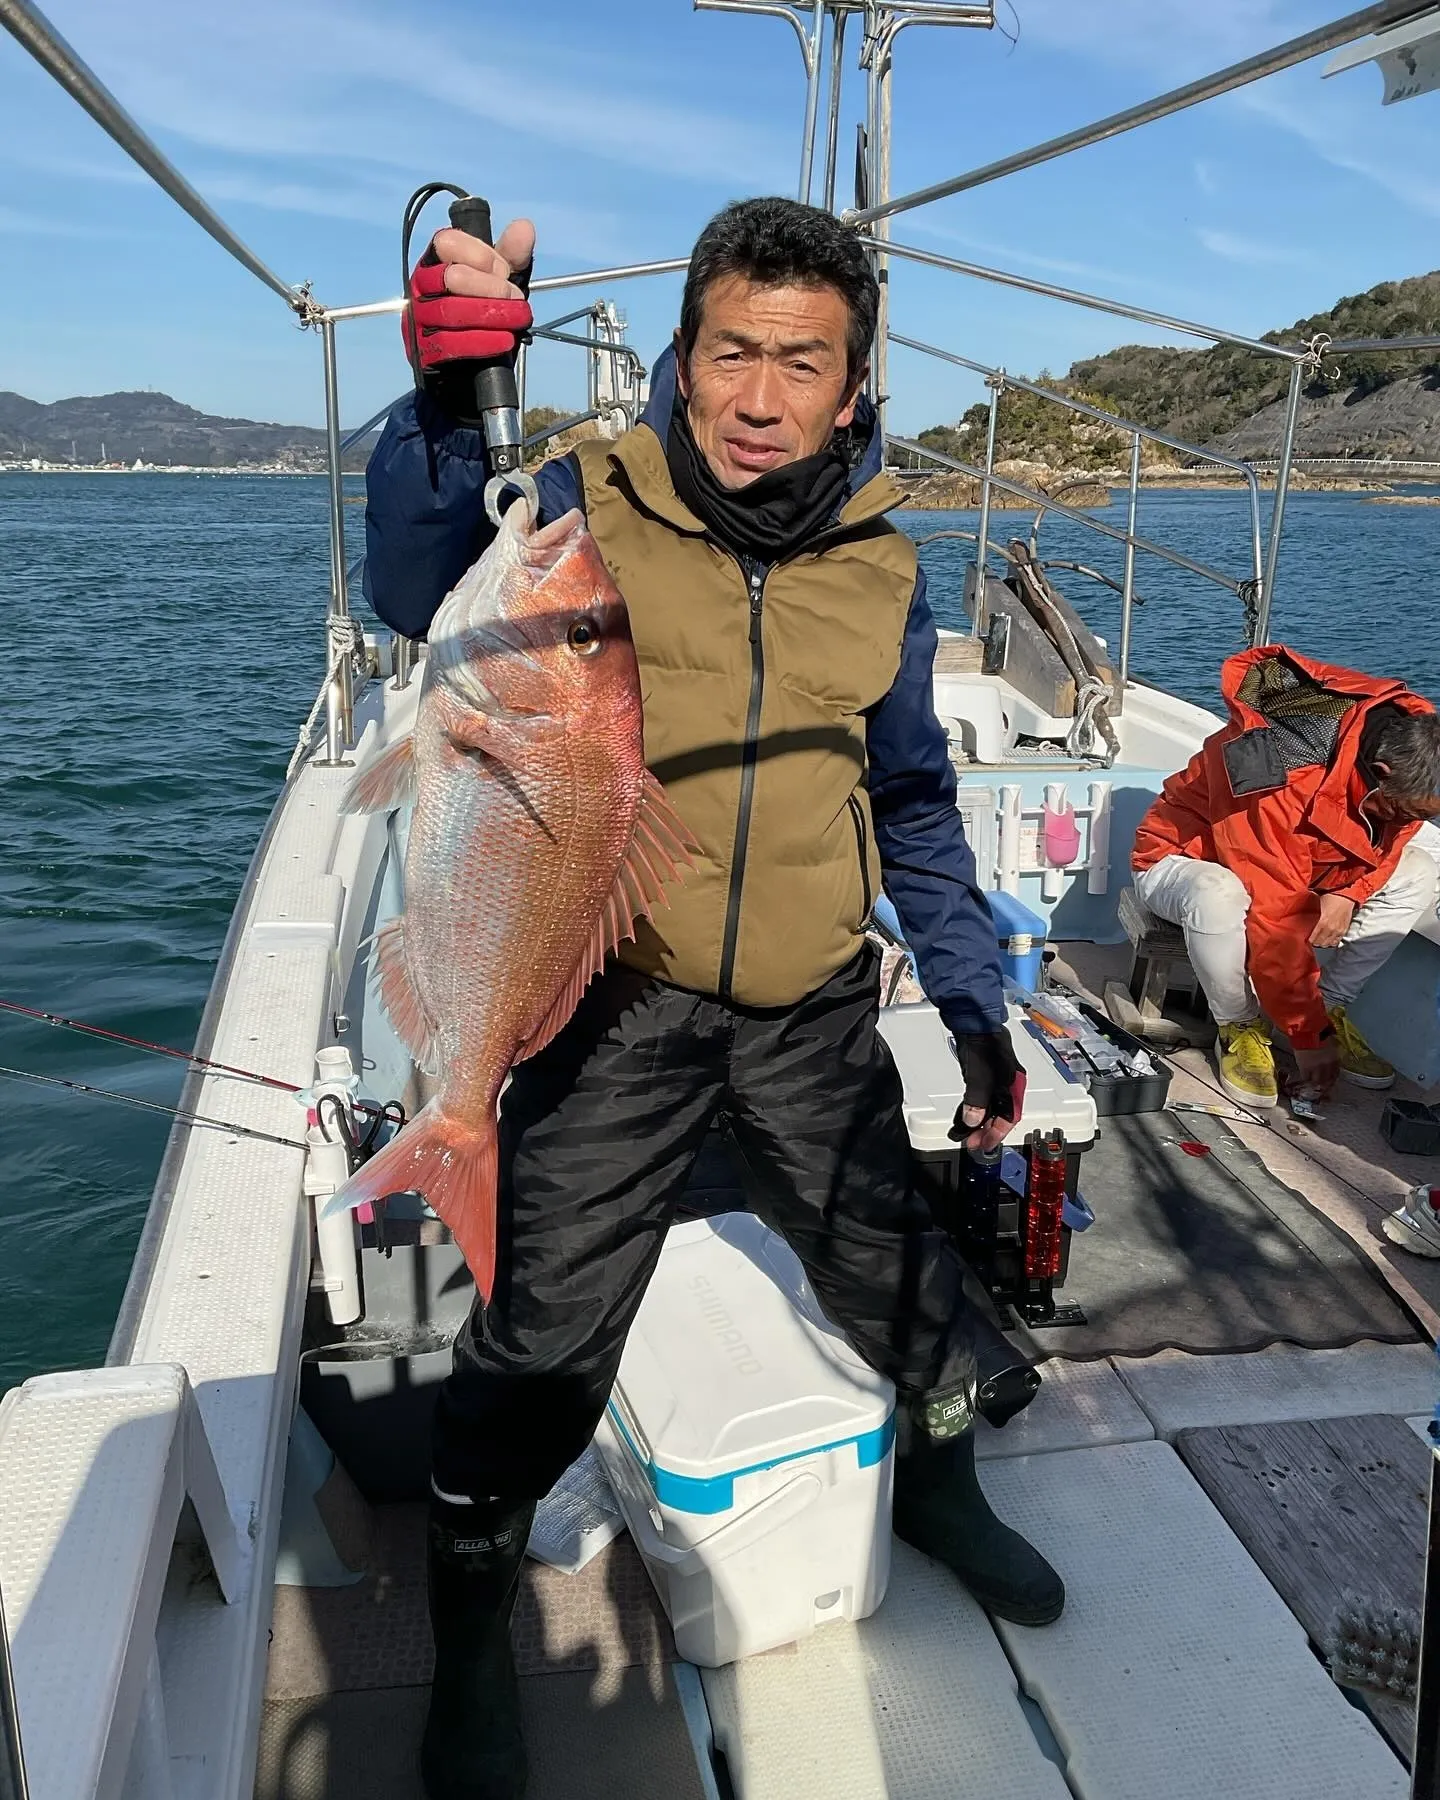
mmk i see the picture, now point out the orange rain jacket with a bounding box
[1132,645,1434,1047]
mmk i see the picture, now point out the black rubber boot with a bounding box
[420,1495,536,1800]
[893,1418,1065,1626]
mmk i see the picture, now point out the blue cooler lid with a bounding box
[985,889,1048,948]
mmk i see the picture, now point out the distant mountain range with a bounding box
[0,389,369,470]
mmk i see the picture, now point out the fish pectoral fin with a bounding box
[514,773,700,1065]
[341,734,416,814]
[372,917,443,1073]
[631,769,701,894]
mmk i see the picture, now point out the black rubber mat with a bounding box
[1015,1109,1419,1360]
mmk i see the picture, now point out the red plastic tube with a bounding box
[1024,1131,1067,1279]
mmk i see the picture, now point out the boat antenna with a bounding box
[0,995,385,1117]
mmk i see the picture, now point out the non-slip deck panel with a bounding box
[981,1441,1406,1800]
[255,1667,707,1800]
[1177,1413,1429,1761]
[976,1355,1154,1459]
[1113,1341,1440,1440]
[1018,1110,1417,1360]
[702,1542,1070,1800]
[265,1504,673,1701]
[257,1501,692,1799]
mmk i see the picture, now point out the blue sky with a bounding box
[3,0,1440,435]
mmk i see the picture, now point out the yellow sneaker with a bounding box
[1328,1004,1395,1090]
[1216,1018,1278,1108]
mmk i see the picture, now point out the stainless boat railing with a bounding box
[5,0,1438,751]
[888,433,1251,682]
[841,0,1440,230]
[0,0,314,319]
[0,0,675,768]
[888,331,1268,678]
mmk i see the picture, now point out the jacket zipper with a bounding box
[718,559,768,1000]
[847,793,873,917]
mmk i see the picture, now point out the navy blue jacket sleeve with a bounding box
[866,570,1007,1037]
[362,390,583,639]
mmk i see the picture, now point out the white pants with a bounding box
[1132,847,1440,1026]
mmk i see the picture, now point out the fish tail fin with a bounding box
[323,1101,499,1301]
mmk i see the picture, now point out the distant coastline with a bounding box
[897,463,1440,508]
[0,462,335,476]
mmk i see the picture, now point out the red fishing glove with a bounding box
[948,1028,1027,1151]
[402,251,533,369]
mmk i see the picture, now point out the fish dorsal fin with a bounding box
[342,734,416,815]
[373,916,443,1074]
[515,771,699,1062]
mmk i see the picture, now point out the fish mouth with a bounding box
[520,507,587,572]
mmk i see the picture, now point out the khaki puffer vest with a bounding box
[571,424,917,1007]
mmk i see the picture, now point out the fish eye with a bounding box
[567,617,603,656]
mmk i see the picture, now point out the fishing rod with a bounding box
[0,996,385,1118]
[0,1064,306,1150]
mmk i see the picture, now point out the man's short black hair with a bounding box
[679,197,878,385]
[1361,703,1440,801]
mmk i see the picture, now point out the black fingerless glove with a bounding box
[948,1028,1026,1140]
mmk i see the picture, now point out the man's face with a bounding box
[1368,788,1440,825]
[676,273,863,490]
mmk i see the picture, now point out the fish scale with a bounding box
[326,501,696,1297]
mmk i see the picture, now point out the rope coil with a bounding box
[287,615,370,779]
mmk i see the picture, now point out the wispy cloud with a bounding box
[1001,2,1440,226]
[43,0,791,190]
[1007,0,1297,73]
[1197,226,1307,267]
[0,205,138,239]
[907,216,1143,291]
[1237,82,1440,219]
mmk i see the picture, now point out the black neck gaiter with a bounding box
[665,385,853,563]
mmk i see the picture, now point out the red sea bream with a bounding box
[328,501,694,1297]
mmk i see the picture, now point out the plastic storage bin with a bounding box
[1076,1001,1174,1116]
[1381,1097,1440,1156]
[985,890,1049,991]
[594,1213,895,1667]
[879,998,1098,1322]
[878,997,1097,1160]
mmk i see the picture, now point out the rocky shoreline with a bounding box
[898,457,1433,509]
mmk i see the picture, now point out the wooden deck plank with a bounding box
[1177,1412,1428,1761]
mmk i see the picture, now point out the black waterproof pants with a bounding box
[432,945,976,1503]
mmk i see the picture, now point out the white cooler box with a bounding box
[593,1212,895,1667]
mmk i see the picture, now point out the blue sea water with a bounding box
[3,471,1440,1392]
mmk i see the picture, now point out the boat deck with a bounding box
[255,1516,703,1800]
[1057,941,1440,1341]
[253,949,1440,1799]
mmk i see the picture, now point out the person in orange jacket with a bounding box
[1131,645,1440,1108]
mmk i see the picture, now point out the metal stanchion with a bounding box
[0,1582,29,1800]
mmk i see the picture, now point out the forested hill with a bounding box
[0,389,350,469]
[918,271,1440,465]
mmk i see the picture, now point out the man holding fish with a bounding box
[363,196,1061,1800]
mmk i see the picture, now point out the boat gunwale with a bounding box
[105,758,311,1366]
